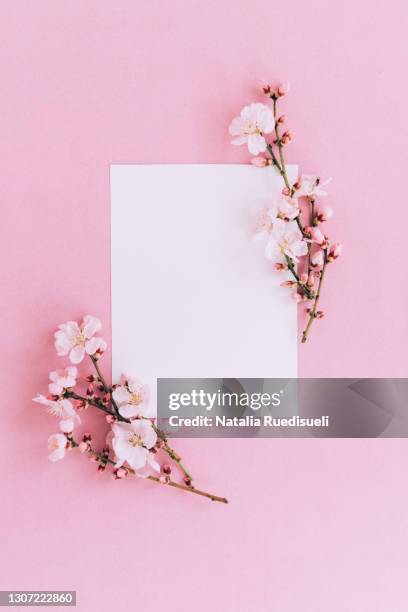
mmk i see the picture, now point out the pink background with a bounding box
[1,1,408,610]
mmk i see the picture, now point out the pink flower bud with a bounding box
[86,384,94,396]
[307,274,315,288]
[281,280,297,288]
[251,156,268,168]
[277,82,290,96]
[280,131,293,144]
[311,249,325,268]
[105,414,115,424]
[328,243,342,261]
[78,441,88,453]
[116,467,128,479]
[184,476,192,487]
[282,187,291,196]
[293,180,301,190]
[315,204,333,223]
[262,82,273,96]
[274,262,288,271]
[162,464,172,475]
[315,310,325,319]
[278,114,286,124]
[309,227,326,245]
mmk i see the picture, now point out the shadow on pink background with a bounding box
[1,1,408,610]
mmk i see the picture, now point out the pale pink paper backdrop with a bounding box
[1,1,408,610]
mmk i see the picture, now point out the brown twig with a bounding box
[82,444,227,504]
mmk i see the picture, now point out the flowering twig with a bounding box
[33,315,227,504]
[301,253,328,343]
[151,423,193,482]
[78,441,227,503]
[229,82,342,342]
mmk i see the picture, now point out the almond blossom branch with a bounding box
[284,255,314,300]
[229,82,342,342]
[302,254,328,343]
[80,441,227,504]
[34,315,225,503]
[66,388,194,481]
[64,390,127,421]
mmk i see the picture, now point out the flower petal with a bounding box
[48,382,63,396]
[33,394,51,407]
[118,404,140,419]
[126,446,148,470]
[85,337,106,356]
[112,386,132,405]
[147,453,161,473]
[82,315,102,339]
[59,418,74,433]
[69,345,85,364]
[48,448,66,462]
[247,133,267,155]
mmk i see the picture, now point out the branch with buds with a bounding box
[33,315,228,504]
[229,82,342,342]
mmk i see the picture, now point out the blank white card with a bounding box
[111,165,297,405]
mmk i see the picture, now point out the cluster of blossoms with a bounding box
[34,316,227,504]
[229,82,342,342]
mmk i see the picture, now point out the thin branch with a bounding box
[82,444,227,504]
[301,253,328,343]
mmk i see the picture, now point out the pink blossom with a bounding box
[112,375,151,419]
[251,156,269,167]
[311,249,325,268]
[33,395,80,430]
[307,274,316,288]
[297,175,331,199]
[308,227,329,248]
[264,219,308,263]
[280,131,293,144]
[48,366,77,395]
[111,420,159,472]
[277,195,300,221]
[229,103,275,155]
[328,243,342,261]
[314,204,333,223]
[254,206,277,247]
[280,280,297,288]
[48,433,68,462]
[54,315,107,364]
[78,441,89,453]
[277,82,290,97]
[115,467,128,479]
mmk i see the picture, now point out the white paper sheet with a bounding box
[111,165,297,407]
